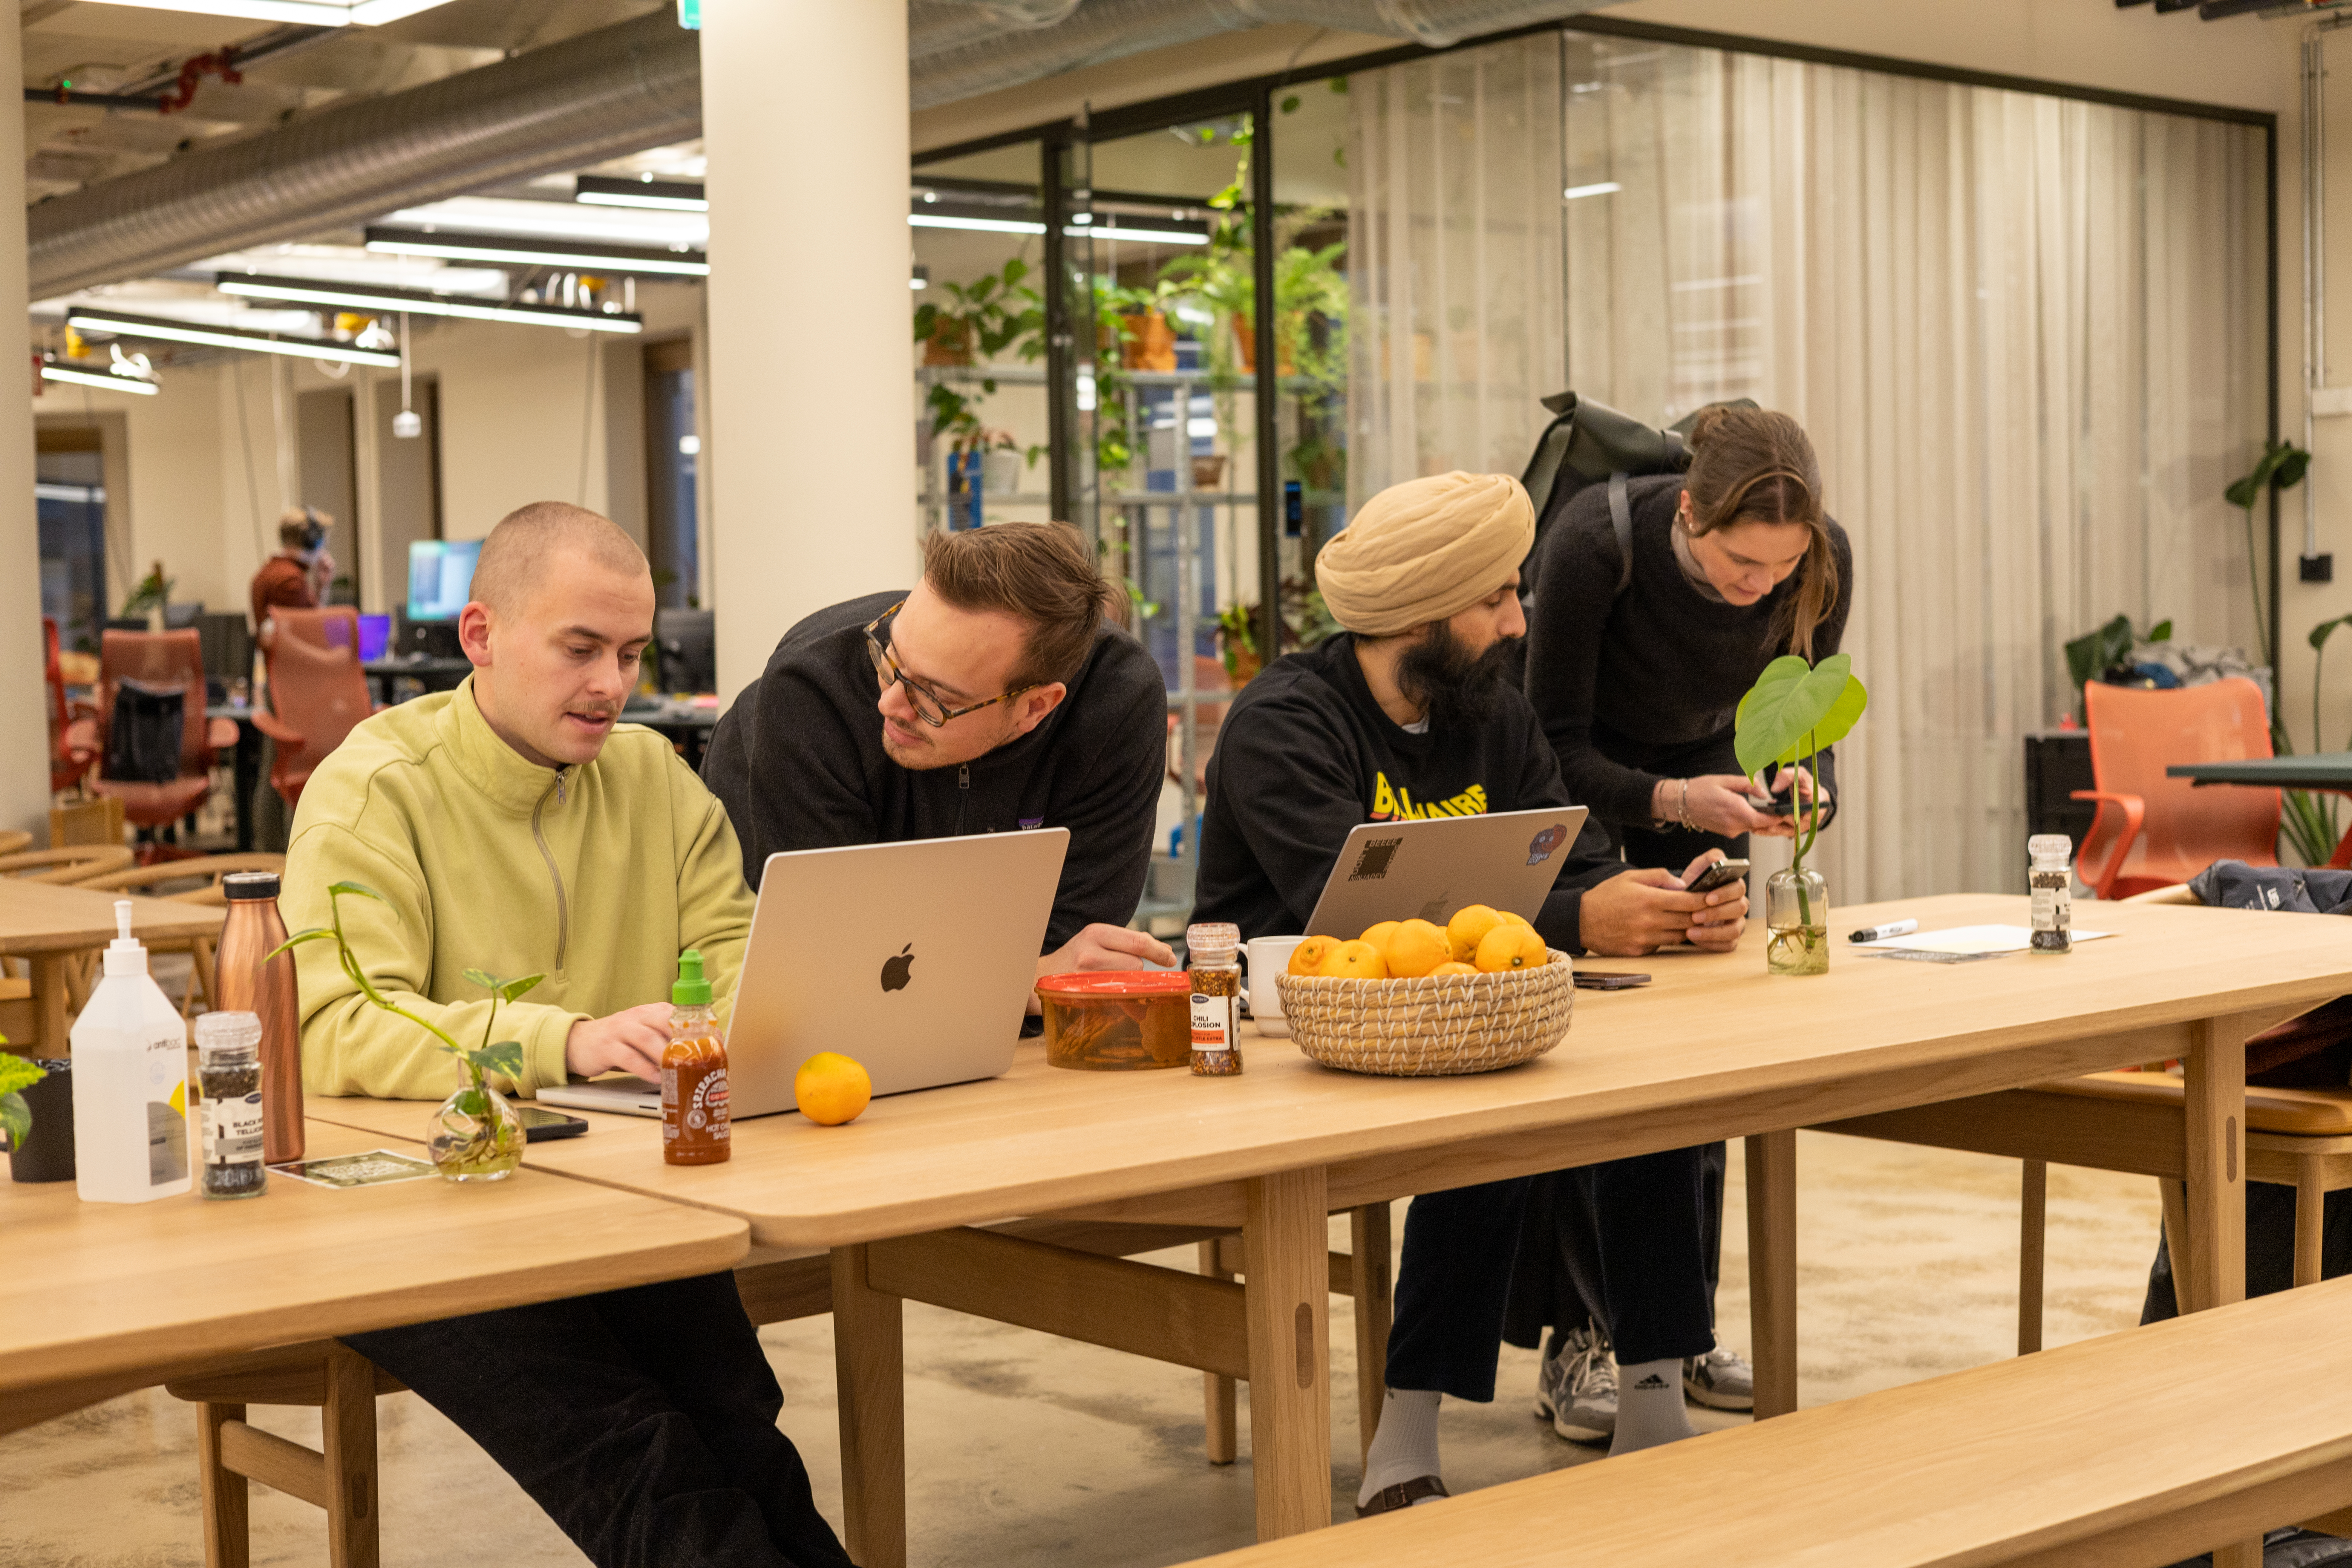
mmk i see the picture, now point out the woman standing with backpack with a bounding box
[1508,404,1853,1450]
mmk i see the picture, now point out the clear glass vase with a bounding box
[1765,866,1829,975]
[426,1080,524,1181]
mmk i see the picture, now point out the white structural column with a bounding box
[703,1,914,703]
[0,12,45,835]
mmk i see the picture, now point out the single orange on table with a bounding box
[1473,922,1548,973]
[1318,939,1390,980]
[1447,904,1505,963]
[1383,919,1453,978]
[1288,934,1341,976]
[795,1051,872,1125]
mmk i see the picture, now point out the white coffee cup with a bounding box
[1245,935,1306,1037]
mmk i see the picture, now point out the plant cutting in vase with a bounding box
[271,882,541,1181]
[1734,652,1869,975]
[0,1041,42,1151]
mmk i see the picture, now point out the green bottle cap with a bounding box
[672,949,712,1006]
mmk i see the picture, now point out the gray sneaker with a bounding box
[1533,1324,1616,1444]
[1683,1345,1753,1411]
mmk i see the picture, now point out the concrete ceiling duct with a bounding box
[29,9,699,300]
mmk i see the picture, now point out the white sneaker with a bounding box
[1533,1324,1616,1445]
[1683,1344,1754,1412]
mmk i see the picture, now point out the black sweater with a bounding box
[1191,634,1622,954]
[701,591,1167,952]
[1524,474,1853,828]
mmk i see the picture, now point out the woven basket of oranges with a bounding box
[1272,906,1573,1077]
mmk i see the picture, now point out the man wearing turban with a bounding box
[1191,470,1745,1514]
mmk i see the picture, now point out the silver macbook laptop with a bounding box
[1301,806,1589,938]
[539,829,1069,1119]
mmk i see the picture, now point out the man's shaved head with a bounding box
[470,501,648,614]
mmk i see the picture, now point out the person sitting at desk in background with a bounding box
[282,501,849,1568]
[702,519,1175,981]
[1507,404,1853,1443]
[249,505,334,632]
[1185,470,1748,1517]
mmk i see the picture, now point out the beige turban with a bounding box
[1315,471,1534,636]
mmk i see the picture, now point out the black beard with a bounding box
[1395,623,1518,732]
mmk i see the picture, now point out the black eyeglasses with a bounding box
[862,602,1036,728]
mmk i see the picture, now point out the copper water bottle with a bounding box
[215,870,303,1164]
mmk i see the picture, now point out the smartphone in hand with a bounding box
[1684,858,1751,896]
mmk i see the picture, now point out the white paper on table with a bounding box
[1853,923,2114,955]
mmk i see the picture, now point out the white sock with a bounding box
[1609,1358,1696,1456]
[1357,1389,1442,1506]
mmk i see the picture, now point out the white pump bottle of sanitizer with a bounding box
[71,899,191,1203]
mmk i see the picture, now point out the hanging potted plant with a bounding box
[1734,653,1869,975]
[273,882,537,1180]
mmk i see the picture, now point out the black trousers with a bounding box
[343,1272,853,1568]
[1386,1156,1717,1404]
[2141,1181,2352,1323]
[1504,1144,1728,1354]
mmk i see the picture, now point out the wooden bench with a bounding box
[171,1214,1392,1565]
[1184,1274,2352,1567]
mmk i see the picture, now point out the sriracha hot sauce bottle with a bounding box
[661,950,730,1165]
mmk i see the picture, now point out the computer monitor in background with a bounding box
[194,611,254,698]
[406,539,481,623]
[653,608,715,694]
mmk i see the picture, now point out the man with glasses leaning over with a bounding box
[704,521,1174,980]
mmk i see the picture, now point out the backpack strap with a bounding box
[1609,471,1635,596]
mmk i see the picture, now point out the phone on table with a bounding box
[1574,971,1651,991]
[1684,858,1751,896]
[516,1106,590,1142]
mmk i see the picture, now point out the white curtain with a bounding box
[1348,33,2268,900]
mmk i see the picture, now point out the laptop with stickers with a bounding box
[1299,806,1589,939]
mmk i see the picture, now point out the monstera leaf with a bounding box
[1736,654,1869,778]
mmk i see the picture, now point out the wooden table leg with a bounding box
[2018,1159,2047,1356]
[1745,1130,1798,1419]
[2182,1013,2248,1315]
[2185,1013,2256,1568]
[30,955,68,1055]
[1244,1166,1329,1541]
[1199,1239,1238,1465]
[832,1244,906,1568]
[1349,1201,1392,1464]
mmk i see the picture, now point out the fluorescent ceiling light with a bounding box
[77,0,459,24]
[387,196,706,247]
[365,227,708,278]
[217,273,642,333]
[1563,181,1623,200]
[906,214,1208,245]
[41,364,158,396]
[576,175,707,213]
[67,308,401,368]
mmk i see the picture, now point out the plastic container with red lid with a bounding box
[1036,970,1192,1070]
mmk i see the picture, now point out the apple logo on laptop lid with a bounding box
[880,943,915,993]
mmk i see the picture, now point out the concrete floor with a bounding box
[4,1133,2162,1567]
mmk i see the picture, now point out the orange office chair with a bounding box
[43,616,96,794]
[253,606,378,812]
[69,629,240,832]
[2072,677,2280,900]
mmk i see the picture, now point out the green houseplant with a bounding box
[272,882,539,1181]
[0,1044,43,1153]
[914,258,1045,460]
[1735,653,1870,975]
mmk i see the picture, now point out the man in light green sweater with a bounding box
[288,502,851,1568]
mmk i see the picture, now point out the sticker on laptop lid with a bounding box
[1349,836,1404,881]
[1527,823,1570,866]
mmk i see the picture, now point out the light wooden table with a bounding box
[0,880,225,1052]
[309,893,2352,1565]
[0,1118,749,1438]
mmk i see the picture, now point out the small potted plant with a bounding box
[1734,653,1868,975]
[273,882,538,1180]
